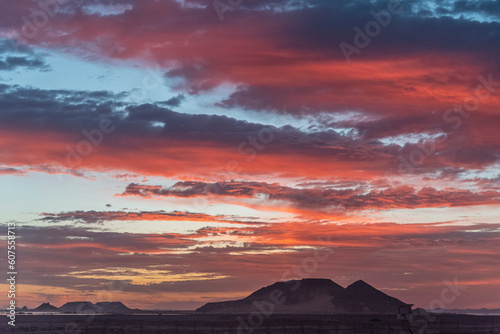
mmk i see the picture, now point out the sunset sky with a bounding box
[1,0,500,310]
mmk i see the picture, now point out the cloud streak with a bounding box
[121,181,500,213]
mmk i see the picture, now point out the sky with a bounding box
[0,0,499,310]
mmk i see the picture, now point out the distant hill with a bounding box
[30,301,135,314]
[59,302,96,313]
[15,306,29,312]
[59,301,134,314]
[196,278,406,314]
[339,280,406,314]
[95,302,134,313]
[32,303,59,312]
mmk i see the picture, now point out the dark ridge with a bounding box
[59,301,134,314]
[33,303,59,312]
[196,278,406,314]
[342,280,405,314]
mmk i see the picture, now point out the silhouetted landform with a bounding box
[27,301,136,314]
[196,278,405,314]
[32,303,59,312]
[59,301,134,314]
[95,302,136,313]
[58,302,96,313]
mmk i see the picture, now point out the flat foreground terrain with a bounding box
[1,313,499,334]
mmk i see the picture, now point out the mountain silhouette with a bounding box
[31,301,134,314]
[59,302,96,313]
[95,302,133,313]
[197,278,405,314]
[33,303,59,312]
[338,280,405,314]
